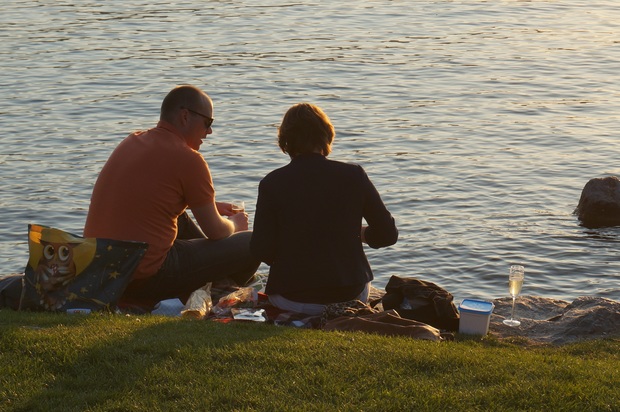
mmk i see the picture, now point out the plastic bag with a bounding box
[211,287,257,316]
[181,283,213,320]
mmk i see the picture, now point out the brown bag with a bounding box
[382,275,460,331]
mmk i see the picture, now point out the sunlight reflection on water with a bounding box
[1,0,619,302]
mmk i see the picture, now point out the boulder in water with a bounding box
[574,176,620,228]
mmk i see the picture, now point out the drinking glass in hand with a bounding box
[231,201,245,215]
[503,265,525,327]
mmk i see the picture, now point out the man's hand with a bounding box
[229,211,249,232]
[192,203,235,240]
[216,202,234,217]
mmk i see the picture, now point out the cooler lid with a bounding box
[459,299,494,315]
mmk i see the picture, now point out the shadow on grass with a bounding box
[1,310,296,411]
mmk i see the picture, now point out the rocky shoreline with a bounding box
[488,295,620,345]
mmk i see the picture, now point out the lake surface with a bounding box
[2,0,619,303]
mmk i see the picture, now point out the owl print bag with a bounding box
[22,224,148,312]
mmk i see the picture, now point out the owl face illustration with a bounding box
[35,241,79,310]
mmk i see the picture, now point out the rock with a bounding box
[490,295,620,345]
[574,176,620,227]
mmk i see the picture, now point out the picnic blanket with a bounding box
[168,277,446,341]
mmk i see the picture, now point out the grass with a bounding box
[0,310,618,412]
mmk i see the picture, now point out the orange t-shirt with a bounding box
[84,121,215,279]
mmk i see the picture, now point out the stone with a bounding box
[574,176,620,227]
[490,295,620,345]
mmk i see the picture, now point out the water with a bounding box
[1,0,619,303]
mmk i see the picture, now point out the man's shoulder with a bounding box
[139,127,202,155]
[118,128,207,173]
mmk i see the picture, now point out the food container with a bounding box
[458,299,495,335]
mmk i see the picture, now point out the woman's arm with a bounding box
[361,169,398,249]
[249,180,278,265]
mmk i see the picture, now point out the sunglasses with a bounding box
[182,106,214,129]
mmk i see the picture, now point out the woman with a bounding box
[250,103,398,315]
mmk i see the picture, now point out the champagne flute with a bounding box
[503,265,525,327]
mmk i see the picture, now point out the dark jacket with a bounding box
[250,153,398,303]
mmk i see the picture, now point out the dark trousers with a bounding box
[121,212,260,307]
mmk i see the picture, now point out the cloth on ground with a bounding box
[323,309,443,341]
[200,286,446,341]
[320,299,381,326]
[152,278,449,340]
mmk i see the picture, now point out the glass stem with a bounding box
[510,296,516,320]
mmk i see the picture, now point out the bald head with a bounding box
[160,85,212,124]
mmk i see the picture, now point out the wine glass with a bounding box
[503,265,525,327]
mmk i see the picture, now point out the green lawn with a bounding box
[1,311,618,411]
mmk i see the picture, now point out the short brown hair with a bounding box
[277,103,335,157]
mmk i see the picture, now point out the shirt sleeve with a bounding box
[250,178,278,265]
[360,167,399,249]
[182,152,216,209]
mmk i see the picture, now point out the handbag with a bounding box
[21,224,147,312]
[381,275,460,331]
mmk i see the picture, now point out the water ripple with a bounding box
[1,0,619,302]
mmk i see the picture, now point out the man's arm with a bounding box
[191,202,248,240]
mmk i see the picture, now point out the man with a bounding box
[84,85,260,307]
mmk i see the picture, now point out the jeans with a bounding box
[268,282,371,316]
[122,212,261,306]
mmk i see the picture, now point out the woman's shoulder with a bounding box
[326,158,367,176]
[259,163,293,186]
